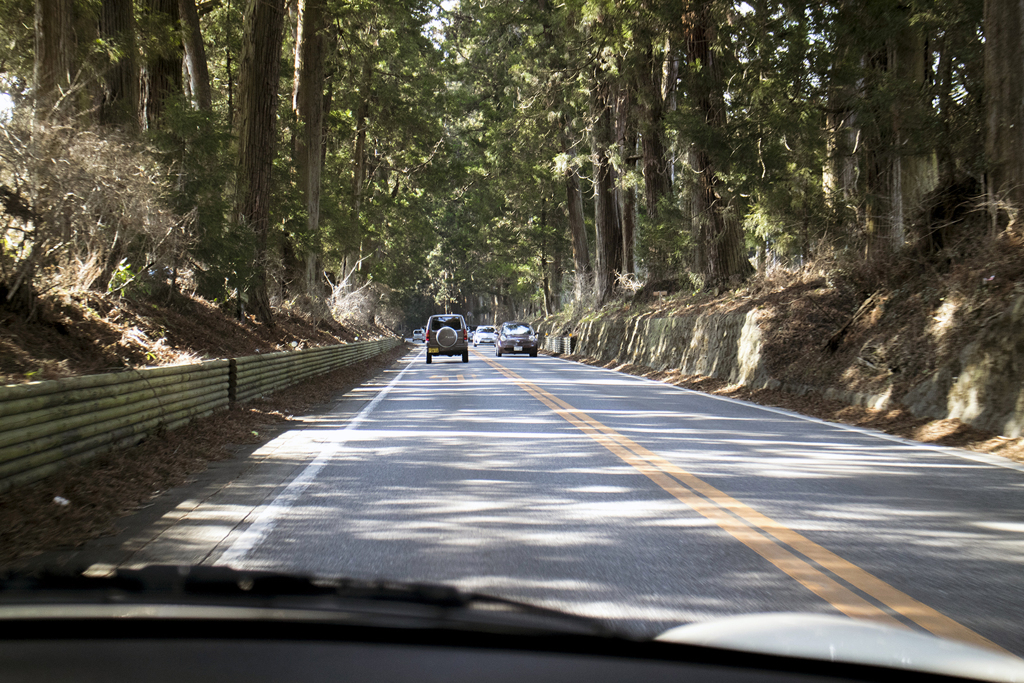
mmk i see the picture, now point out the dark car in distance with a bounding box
[495,321,538,357]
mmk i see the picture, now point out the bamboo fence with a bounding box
[0,338,400,493]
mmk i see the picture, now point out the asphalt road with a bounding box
[117,345,1024,653]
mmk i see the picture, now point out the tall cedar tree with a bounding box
[235,0,286,323]
[180,0,213,111]
[143,0,182,129]
[984,0,1024,222]
[99,0,140,128]
[591,70,623,303]
[33,0,72,116]
[292,0,327,296]
[683,0,753,286]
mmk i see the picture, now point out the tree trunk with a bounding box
[292,0,326,296]
[179,0,213,111]
[617,79,637,276]
[823,91,858,210]
[143,0,182,130]
[823,16,858,216]
[690,147,749,286]
[638,44,672,219]
[226,42,235,129]
[935,34,956,188]
[541,251,551,317]
[346,58,373,291]
[590,71,623,304]
[352,57,373,224]
[984,0,1024,227]
[863,25,934,255]
[98,0,139,129]
[548,245,562,313]
[892,25,936,244]
[235,0,286,324]
[563,148,590,301]
[621,181,637,277]
[33,0,73,117]
[683,0,752,287]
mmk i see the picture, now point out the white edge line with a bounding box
[216,350,420,567]
[542,355,1024,475]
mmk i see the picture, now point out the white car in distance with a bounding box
[473,325,497,346]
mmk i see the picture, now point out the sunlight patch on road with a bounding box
[974,521,1024,533]
[567,485,635,494]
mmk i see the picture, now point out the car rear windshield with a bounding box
[478,326,495,332]
[430,316,463,330]
[503,324,532,334]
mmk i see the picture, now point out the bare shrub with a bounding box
[325,278,402,333]
[614,271,645,296]
[280,292,333,331]
[554,271,599,330]
[327,275,379,327]
[0,108,187,313]
[573,271,597,306]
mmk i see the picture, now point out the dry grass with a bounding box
[0,288,386,384]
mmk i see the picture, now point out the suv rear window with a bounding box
[430,316,463,330]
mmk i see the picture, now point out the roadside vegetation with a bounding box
[3,0,1022,331]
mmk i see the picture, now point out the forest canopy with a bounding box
[1,0,1021,330]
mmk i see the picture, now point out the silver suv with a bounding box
[425,314,470,364]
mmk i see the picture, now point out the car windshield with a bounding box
[4,5,1024,678]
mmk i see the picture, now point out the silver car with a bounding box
[473,325,497,346]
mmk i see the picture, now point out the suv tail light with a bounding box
[463,329,468,341]
[426,329,431,342]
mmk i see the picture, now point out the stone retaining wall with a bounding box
[552,296,1024,439]
[572,311,766,386]
[903,296,1024,437]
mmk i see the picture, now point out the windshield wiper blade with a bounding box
[0,565,615,637]
[1,565,463,601]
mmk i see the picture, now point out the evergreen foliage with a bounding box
[0,0,1014,327]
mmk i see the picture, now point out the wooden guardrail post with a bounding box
[229,357,238,403]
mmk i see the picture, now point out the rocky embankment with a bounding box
[539,290,1024,441]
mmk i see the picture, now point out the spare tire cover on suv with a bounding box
[436,326,458,348]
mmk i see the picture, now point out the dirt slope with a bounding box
[1,289,386,384]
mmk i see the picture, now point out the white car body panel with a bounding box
[657,613,1024,683]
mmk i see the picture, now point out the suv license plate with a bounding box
[514,345,522,352]
[428,347,439,353]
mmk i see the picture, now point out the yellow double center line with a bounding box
[480,354,1007,654]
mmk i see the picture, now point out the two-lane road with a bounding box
[115,347,1024,654]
